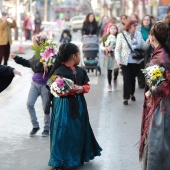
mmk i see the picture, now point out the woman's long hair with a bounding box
[49,43,79,77]
[84,13,96,23]
[150,22,170,55]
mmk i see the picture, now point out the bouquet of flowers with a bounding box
[48,75,74,97]
[142,65,165,89]
[104,34,116,55]
[32,38,58,67]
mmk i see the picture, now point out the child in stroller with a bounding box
[60,29,72,44]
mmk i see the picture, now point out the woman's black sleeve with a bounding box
[14,56,31,68]
[0,65,14,76]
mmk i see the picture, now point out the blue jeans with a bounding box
[27,82,50,131]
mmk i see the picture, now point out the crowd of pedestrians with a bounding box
[81,9,170,170]
[1,7,170,170]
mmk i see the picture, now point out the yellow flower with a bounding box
[152,75,157,80]
[156,74,162,78]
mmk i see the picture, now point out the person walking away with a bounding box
[138,15,152,88]
[115,19,149,105]
[102,24,119,91]
[139,22,170,170]
[10,35,51,137]
[34,11,42,35]
[0,12,17,65]
[46,43,102,170]
[23,12,34,40]
[0,65,21,93]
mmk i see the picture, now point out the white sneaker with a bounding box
[107,85,112,92]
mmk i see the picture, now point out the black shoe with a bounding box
[42,130,49,137]
[123,100,128,105]
[30,127,40,136]
[131,95,136,101]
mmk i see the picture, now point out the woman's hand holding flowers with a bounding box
[145,90,151,99]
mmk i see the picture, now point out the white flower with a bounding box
[105,34,116,47]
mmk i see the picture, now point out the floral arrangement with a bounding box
[48,75,74,97]
[32,38,58,67]
[103,34,116,55]
[142,65,165,88]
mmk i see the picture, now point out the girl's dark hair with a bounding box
[49,43,79,77]
[150,22,170,54]
[121,14,127,20]
[124,19,138,31]
[85,13,96,23]
[141,15,152,28]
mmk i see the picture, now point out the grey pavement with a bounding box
[0,32,144,170]
[11,40,32,54]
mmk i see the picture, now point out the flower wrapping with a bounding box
[48,75,74,97]
[142,65,165,89]
[105,35,116,50]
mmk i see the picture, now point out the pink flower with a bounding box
[46,47,55,55]
[40,49,54,61]
[56,77,65,88]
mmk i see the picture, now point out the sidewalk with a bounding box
[11,40,32,54]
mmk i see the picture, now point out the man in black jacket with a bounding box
[0,65,21,92]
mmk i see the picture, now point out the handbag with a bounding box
[122,33,144,60]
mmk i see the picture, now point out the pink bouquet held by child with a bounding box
[32,36,58,78]
[48,75,74,97]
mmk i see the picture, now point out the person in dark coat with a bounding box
[0,65,21,92]
[81,13,99,36]
[59,29,72,44]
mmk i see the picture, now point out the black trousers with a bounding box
[0,43,10,65]
[121,63,139,100]
[107,68,119,85]
[137,61,145,88]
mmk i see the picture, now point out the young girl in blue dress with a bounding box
[47,43,102,170]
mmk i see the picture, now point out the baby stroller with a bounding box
[82,35,101,76]
[60,29,72,43]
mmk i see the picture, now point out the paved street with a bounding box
[0,31,144,170]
